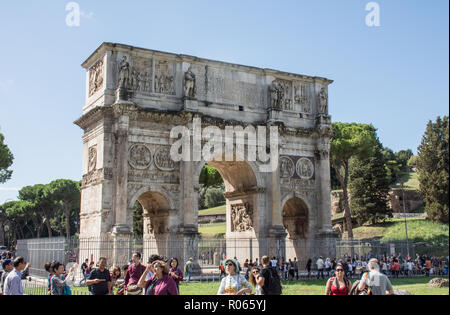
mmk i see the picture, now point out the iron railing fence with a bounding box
[15,236,448,282]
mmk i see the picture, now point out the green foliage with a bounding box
[204,185,225,209]
[407,155,419,169]
[416,116,449,223]
[330,122,378,238]
[0,180,81,245]
[0,132,14,183]
[199,165,223,188]
[395,149,414,171]
[133,201,143,239]
[349,142,391,225]
[331,123,378,161]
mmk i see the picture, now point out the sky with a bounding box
[0,0,448,203]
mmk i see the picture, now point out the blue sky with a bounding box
[0,0,448,203]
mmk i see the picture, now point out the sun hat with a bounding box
[223,258,240,273]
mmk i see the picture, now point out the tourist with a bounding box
[168,257,183,293]
[358,259,394,295]
[316,256,325,279]
[50,261,75,295]
[256,256,282,295]
[80,258,89,285]
[44,261,55,295]
[88,261,95,274]
[3,257,27,295]
[288,259,295,280]
[0,259,13,294]
[306,258,312,279]
[325,258,331,277]
[124,252,146,295]
[293,257,299,280]
[325,264,352,295]
[347,260,353,279]
[185,257,194,282]
[86,257,111,295]
[381,260,388,275]
[248,266,263,295]
[217,258,252,295]
[110,266,121,295]
[219,260,226,279]
[138,260,178,295]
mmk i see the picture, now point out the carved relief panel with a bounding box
[294,81,310,113]
[154,61,175,95]
[89,60,104,96]
[154,146,177,171]
[230,202,253,232]
[279,156,315,180]
[128,144,152,170]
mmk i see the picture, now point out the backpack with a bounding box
[262,266,282,295]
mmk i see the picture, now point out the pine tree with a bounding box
[349,142,391,225]
[416,116,449,223]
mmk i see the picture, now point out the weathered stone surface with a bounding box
[76,42,335,266]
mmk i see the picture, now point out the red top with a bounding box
[330,278,349,296]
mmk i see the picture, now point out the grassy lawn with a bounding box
[178,277,449,295]
[391,171,420,190]
[198,222,226,237]
[350,218,449,245]
[199,205,226,216]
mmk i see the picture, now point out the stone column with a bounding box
[318,150,333,233]
[111,108,131,234]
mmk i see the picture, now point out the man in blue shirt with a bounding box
[4,257,27,295]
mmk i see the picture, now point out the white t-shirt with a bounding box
[316,259,324,269]
[270,259,277,267]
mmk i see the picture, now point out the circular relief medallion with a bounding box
[296,157,314,179]
[129,144,152,170]
[279,156,295,178]
[154,146,177,171]
[88,146,97,172]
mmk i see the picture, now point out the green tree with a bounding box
[407,155,419,170]
[0,132,14,183]
[381,147,401,185]
[349,142,391,225]
[416,116,449,223]
[45,179,81,237]
[19,184,54,237]
[133,201,143,239]
[330,122,378,239]
[199,165,223,188]
[395,149,414,171]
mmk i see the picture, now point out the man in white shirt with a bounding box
[316,256,325,279]
[3,257,27,295]
[358,259,394,295]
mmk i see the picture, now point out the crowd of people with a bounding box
[236,253,449,282]
[0,250,448,296]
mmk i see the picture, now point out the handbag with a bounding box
[126,284,142,295]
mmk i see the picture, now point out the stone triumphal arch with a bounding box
[75,43,336,268]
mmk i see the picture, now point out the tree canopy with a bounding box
[0,132,14,183]
[416,116,449,224]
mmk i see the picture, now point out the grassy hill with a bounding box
[198,205,226,216]
[391,171,420,190]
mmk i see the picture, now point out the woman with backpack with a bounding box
[325,264,352,295]
[50,261,76,295]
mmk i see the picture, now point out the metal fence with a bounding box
[22,278,90,295]
[15,235,448,282]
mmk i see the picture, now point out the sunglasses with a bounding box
[225,263,234,267]
[252,270,260,274]
[336,269,344,272]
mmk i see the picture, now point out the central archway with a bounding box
[195,153,265,263]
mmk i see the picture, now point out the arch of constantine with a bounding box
[75,42,337,268]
